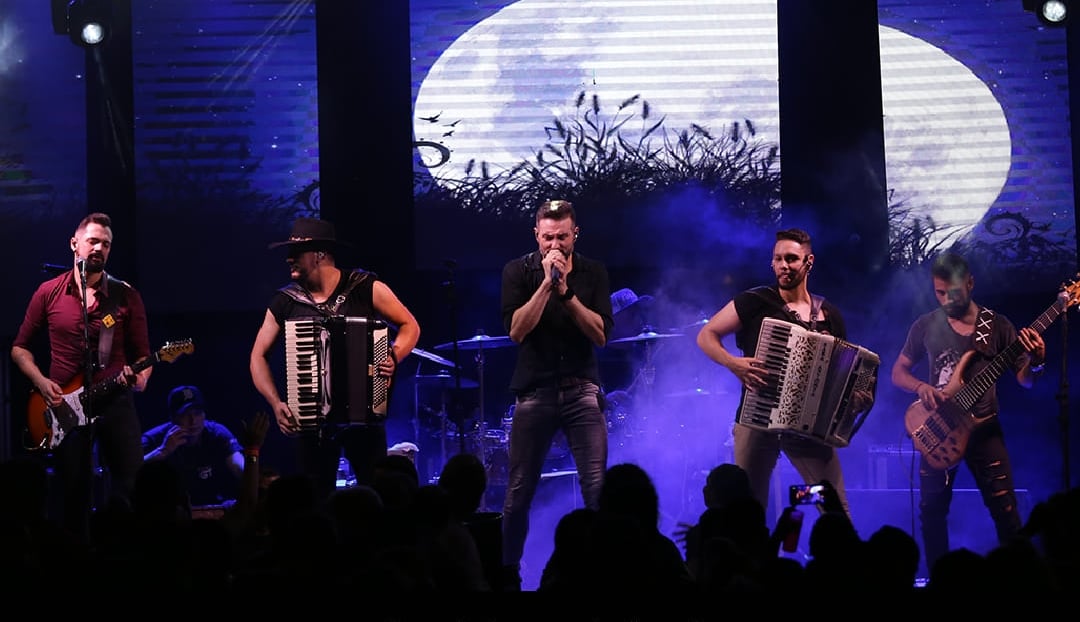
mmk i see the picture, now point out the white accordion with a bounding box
[737,318,879,447]
[284,316,390,432]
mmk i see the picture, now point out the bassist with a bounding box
[10,212,152,542]
[890,252,1045,573]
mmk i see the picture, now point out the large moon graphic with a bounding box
[413,0,1011,249]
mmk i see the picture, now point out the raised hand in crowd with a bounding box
[222,411,271,532]
[817,479,845,516]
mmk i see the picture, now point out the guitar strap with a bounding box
[95,274,131,370]
[973,306,996,356]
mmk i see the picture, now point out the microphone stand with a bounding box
[1056,312,1070,490]
[78,260,94,425]
[442,259,467,458]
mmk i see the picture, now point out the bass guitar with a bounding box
[905,278,1079,470]
[25,339,194,451]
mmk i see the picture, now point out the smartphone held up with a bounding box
[789,483,825,506]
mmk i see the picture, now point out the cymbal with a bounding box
[664,388,718,399]
[609,329,683,345]
[415,373,479,389]
[412,347,455,367]
[681,318,710,331]
[434,334,515,350]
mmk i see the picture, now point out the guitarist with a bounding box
[890,252,1046,574]
[10,212,153,542]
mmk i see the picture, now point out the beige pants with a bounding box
[732,422,851,518]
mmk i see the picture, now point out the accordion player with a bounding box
[737,317,879,447]
[284,315,391,433]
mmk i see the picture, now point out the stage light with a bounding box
[1023,0,1070,26]
[51,0,113,47]
[77,21,107,46]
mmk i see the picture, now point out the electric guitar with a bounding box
[25,339,194,451]
[905,278,1080,470]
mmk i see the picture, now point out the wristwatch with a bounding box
[559,287,576,302]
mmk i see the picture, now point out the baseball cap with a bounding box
[168,385,205,418]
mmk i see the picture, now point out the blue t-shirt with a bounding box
[141,420,243,506]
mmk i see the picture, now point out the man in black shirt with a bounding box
[498,199,614,590]
[250,217,420,503]
[696,228,872,519]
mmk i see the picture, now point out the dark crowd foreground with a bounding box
[1,450,1075,617]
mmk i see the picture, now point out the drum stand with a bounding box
[437,342,492,469]
[623,338,658,436]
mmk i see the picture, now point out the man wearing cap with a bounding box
[142,385,245,507]
[250,216,420,503]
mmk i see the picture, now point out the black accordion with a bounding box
[737,318,879,447]
[284,316,390,431]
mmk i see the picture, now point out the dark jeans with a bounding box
[53,391,143,541]
[501,382,607,567]
[919,417,1022,573]
[298,423,388,502]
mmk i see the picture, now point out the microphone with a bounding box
[76,258,86,272]
[551,266,562,283]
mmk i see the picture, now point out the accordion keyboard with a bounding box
[740,319,807,429]
[284,319,331,430]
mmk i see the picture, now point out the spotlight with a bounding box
[54,0,113,47]
[1023,0,1070,26]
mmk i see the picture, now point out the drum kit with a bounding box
[410,331,518,484]
[409,290,725,484]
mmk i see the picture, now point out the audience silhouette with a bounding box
[2,450,1075,608]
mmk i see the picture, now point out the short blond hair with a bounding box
[535,199,576,225]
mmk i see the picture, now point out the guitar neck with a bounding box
[952,300,1065,412]
[130,352,160,376]
[82,353,160,403]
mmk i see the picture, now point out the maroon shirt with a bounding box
[13,270,151,387]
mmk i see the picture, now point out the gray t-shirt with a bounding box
[899,306,1025,418]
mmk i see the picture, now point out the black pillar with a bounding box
[1070,17,1080,272]
[85,0,137,281]
[777,0,889,287]
[315,2,415,285]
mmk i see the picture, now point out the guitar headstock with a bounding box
[1061,273,1080,310]
[158,339,194,362]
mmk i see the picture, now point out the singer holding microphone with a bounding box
[498,198,614,591]
[11,212,153,541]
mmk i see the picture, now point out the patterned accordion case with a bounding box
[737,317,879,447]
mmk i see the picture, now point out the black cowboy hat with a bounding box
[267,217,349,250]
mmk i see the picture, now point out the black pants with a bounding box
[52,391,143,542]
[919,417,1022,573]
[298,423,388,502]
